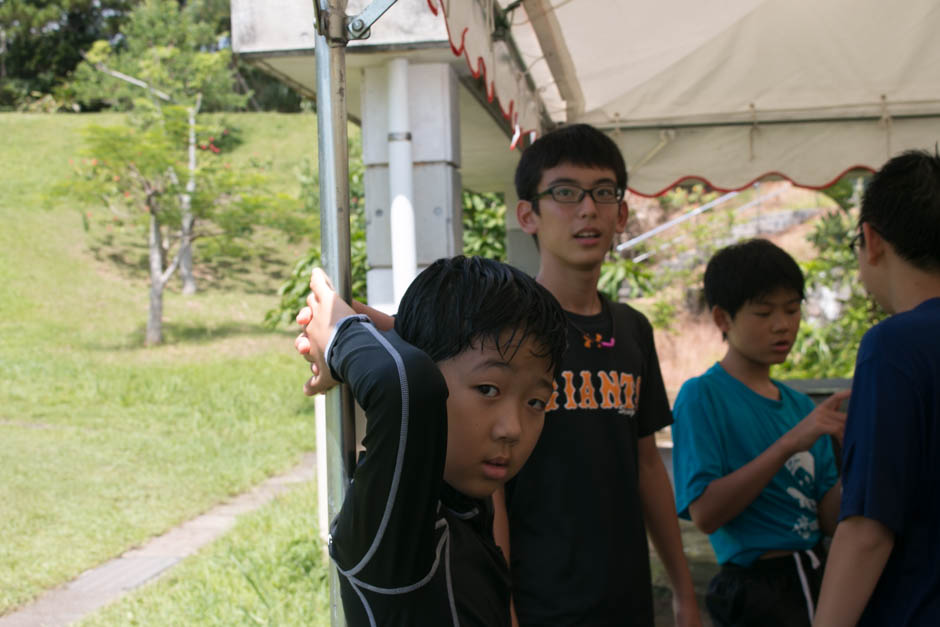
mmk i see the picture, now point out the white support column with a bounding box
[361,62,462,311]
[387,58,417,305]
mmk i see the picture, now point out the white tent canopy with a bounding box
[433,0,940,195]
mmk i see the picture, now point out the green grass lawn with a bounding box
[0,112,329,617]
[79,483,330,627]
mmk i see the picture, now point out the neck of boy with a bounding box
[719,351,779,401]
[536,260,603,316]
[882,258,940,314]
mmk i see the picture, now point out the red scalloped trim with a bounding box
[426,2,874,188]
[427,0,538,149]
[628,164,877,198]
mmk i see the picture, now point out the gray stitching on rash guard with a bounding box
[348,524,449,594]
[324,314,371,368]
[347,579,378,627]
[444,506,479,520]
[338,322,412,578]
[445,525,460,626]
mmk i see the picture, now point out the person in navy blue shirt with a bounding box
[815,151,940,627]
[672,238,849,627]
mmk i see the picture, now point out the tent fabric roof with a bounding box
[433,0,940,195]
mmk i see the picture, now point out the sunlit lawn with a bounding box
[79,483,330,626]
[0,112,329,616]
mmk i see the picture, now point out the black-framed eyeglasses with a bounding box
[849,231,864,254]
[534,184,624,205]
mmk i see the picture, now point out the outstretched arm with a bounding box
[814,516,894,626]
[688,390,849,534]
[637,435,702,627]
[294,268,448,585]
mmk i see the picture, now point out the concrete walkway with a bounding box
[0,453,316,627]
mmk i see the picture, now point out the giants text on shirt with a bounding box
[546,370,641,417]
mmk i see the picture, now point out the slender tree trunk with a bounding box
[0,29,6,80]
[234,69,262,112]
[147,211,165,346]
[179,95,202,295]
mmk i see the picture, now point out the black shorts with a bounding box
[706,543,826,627]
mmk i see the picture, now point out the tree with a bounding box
[70,0,249,294]
[70,0,246,113]
[60,110,298,345]
[0,0,133,108]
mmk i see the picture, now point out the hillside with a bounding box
[621,182,839,401]
[0,112,327,616]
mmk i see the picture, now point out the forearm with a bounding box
[637,437,697,604]
[689,436,793,534]
[328,324,448,573]
[816,482,841,537]
[814,516,894,626]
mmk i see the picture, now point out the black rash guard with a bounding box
[326,316,511,627]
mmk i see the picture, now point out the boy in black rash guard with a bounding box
[295,256,567,627]
[495,124,701,626]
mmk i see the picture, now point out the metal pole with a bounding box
[314,1,354,625]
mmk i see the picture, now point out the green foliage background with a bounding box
[774,209,885,379]
[265,155,512,326]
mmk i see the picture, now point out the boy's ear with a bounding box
[517,199,539,235]
[616,199,629,233]
[711,305,732,334]
[861,221,887,265]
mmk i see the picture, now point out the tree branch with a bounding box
[160,245,184,286]
[81,51,174,103]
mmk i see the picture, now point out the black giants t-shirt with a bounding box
[505,296,672,626]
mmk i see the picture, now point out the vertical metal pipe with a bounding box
[387,57,416,305]
[314,1,353,625]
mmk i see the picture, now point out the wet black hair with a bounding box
[860,149,940,272]
[514,123,628,208]
[704,238,805,318]
[394,256,567,376]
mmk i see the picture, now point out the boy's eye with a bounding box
[553,186,579,200]
[528,398,547,411]
[593,186,618,201]
[476,384,498,398]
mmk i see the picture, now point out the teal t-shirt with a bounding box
[672,363,839,566]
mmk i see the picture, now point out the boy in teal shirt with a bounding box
[672,238,849,626]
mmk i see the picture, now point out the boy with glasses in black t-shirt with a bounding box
[494,124,701,626]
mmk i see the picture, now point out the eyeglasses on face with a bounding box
[849,231,864,254]
[849,223,882,254]
[534,184,624,205]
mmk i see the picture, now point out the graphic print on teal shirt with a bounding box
[671,363,839,566]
